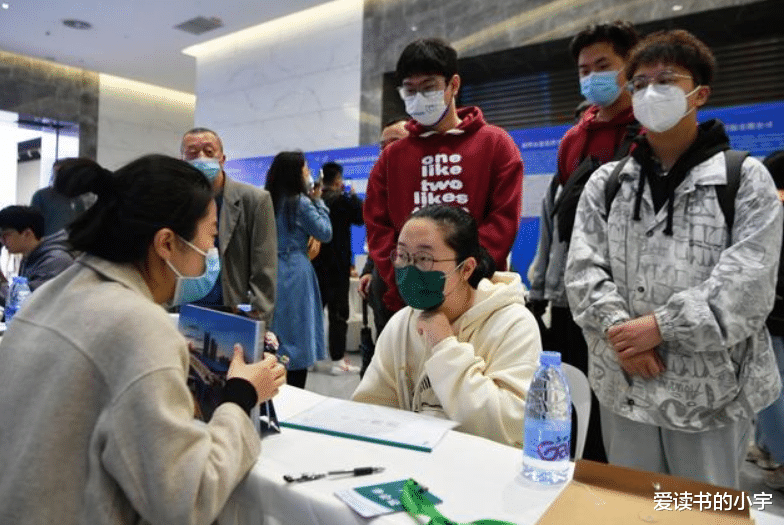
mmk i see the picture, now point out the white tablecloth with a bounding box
[218,385,784,525]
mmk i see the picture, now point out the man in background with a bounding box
[312,161,364,375]
[364,38,523,317]
[527,21,640,462]
[565,30,782,487]
[0,205,74,304]
[31,159,94,236]
[180,128,277,326]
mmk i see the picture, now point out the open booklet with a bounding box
[280,397,458,452]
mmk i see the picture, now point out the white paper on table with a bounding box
[280,397,458,452]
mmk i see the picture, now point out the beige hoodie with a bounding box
[352,272,541,447]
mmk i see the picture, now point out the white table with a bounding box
[219,385,784,525]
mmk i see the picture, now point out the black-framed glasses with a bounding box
[390,249,456,272]
[626,70,692,93]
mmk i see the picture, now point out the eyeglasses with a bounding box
[626,70,693,93]
[390,248,456,272]
[397,84,444,100]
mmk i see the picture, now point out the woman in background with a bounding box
[0,155,286,525]
[265,151,332,388]
[353,205,541,447]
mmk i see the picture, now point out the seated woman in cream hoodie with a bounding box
[352,205,541,447]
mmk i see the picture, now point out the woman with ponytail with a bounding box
[0,155,286,525]
[352,205,542,447]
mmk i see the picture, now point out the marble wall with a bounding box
[97,74,195,169]
[0,50,98,159]
[0,50,196,172]
[359,0,764,143]
[191,0,363,160]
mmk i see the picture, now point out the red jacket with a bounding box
[364,106,524,311]
[557,105,637,184]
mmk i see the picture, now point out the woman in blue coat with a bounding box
[265,151,332,388]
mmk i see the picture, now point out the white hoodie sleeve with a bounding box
[425,302,541,448]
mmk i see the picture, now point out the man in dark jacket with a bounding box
[312,162,364,375]
[0,205,74,305]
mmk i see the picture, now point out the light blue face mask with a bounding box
[189,158,222,183]
[166,237,221,306]
[579,70,622,107]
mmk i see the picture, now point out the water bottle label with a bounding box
[524,420,570,461]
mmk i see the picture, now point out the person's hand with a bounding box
[358,274,372,299]
[310,182,322,200]
[618,348,665,379]
[416,310,453,350]
[227,344,286,403]
[264,331,279,353]
[607,314,662,359]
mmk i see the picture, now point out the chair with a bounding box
[562,363,591,460]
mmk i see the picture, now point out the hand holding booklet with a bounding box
[280,397,458,452]
[178,304,279,434]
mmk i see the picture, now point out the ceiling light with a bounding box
[672,4,684,11]
[62,19,92,30]
[1,3,10,9]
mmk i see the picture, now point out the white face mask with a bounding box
[632,84,700,133]
[403,91,449,127]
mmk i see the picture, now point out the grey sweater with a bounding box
[0,255,261,524]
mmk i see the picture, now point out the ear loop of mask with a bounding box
[401,479,517,525]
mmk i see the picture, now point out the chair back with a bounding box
[562,363,591,460]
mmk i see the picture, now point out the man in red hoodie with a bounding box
[527,21,640,462]
[364,38,524,314]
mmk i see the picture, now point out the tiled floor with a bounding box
[303,350,784,517]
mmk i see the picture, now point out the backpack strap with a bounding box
[716,150,748,233]
[603,155,631,217]
[612,123,641,161]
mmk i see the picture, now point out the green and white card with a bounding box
[335,479,441,518]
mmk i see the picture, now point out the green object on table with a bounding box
[400,479,519,525]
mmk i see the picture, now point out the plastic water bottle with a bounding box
[4,276,31,324]
[523,351,572,484]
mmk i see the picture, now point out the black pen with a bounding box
[284,466,384,483]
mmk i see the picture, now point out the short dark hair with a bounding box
[625,29,717,86]
[54,155,213,263]
[0,205,44,240]
[408,205,495,288]
[181,127,224,154]
[764,150,784,190]
[395,38,458,85]
[570,21,640,62]
[320,161,343,187]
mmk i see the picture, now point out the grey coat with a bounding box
[219,176,277,325]
[528,180,570,307]
[565,152,783,432]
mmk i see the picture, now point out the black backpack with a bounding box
[603,149,748,238]
[551,123,641,242]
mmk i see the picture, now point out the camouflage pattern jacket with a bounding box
[565,151,783,432]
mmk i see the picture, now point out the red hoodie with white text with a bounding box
[364,106,524,312]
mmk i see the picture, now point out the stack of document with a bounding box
[280,398,457,452]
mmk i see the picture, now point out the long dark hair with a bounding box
[54,155,213,262]
[264,151,308,231]
[408,205,495,288]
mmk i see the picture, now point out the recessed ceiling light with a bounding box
[672,4,684,11]
[1,3,10,9]
[62,19,92,30]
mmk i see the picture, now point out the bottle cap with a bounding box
[540,350,562,367]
